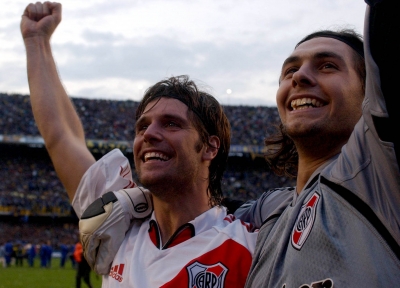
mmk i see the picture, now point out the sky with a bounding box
[1,0,367,107]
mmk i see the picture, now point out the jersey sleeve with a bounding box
[366,0,400,234]
[71,148,136,218]
[329,0,400,246]
[234,187,294,228]
[365,0,400,162]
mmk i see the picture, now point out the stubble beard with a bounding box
[138,162,198,201]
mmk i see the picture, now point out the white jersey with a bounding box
[72,149,258,287]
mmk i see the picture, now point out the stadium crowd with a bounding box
[1,92,281,145]
[0,150,71,217]
[0,92,294,248]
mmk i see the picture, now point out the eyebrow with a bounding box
[135,116,146,130]
[282,51,346,68]
[135,113,188,129]
[279,50,346,83]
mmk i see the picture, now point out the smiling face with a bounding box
[277,37,364,154]
[133,97,207,194]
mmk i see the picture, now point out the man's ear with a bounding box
[202,135,220,161]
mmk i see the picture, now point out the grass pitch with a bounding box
[0,257,102,288]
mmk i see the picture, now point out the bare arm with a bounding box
[21,2,95,200]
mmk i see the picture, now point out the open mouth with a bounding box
[290,98,324,110]
[143,152,170,162]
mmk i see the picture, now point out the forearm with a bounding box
[24,36,86,149]
[20,1,96,202]
[24,35,95,199]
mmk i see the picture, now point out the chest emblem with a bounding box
[291,192,320,250]
[187,262,228,288]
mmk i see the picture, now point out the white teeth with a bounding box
[291,98,323,110]
[144,152,169,162]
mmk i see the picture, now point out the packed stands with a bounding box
[0,92,295,245]
[0,92,281,145]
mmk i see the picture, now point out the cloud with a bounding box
[1,0,366,106]
[50,30,285,105]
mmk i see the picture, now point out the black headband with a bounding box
[296,32,364,59]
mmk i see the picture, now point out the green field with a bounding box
[0,258,102,288]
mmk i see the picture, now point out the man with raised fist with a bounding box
[20,3,264,286]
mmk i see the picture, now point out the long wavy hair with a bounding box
[136,75,231,206]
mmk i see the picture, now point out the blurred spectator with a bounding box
[0,242,6,267]
[46,240,53,268]
[69,242,77,269]
[15,242,24,266]
[39,242,49,268]
[60,242,70,268]
[74,241,93,288]
[4,240,13,267]
[27,243,36,267]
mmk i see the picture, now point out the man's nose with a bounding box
[291,65,316,88]
[143,123,163,142]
